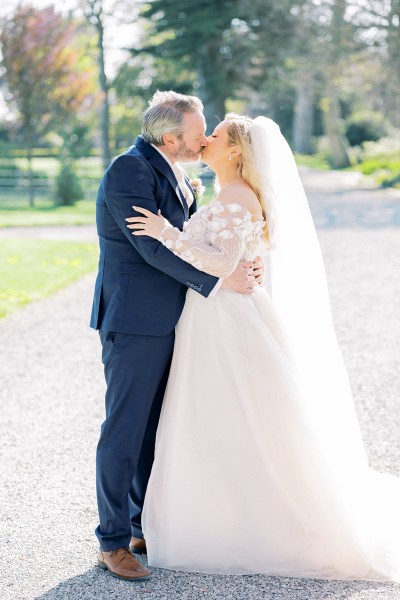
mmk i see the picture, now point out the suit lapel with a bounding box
[133,137,188,216]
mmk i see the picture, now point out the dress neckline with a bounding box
[203,199,264,225]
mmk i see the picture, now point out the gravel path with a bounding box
[1,170,400,599]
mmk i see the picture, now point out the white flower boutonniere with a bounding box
[190,177,206,202]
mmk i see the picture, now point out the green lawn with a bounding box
[353,155,400,189]
[0,238,99,318]
[294,153,330,170]
[8,156,103,178]
[0,199,96,227]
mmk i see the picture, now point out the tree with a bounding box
[84,0,111,170]
[384,0,400,126]
[290,3,320,154]
[0,5,94,204]
[350,1,400,128]
[285,0,353,166]
[138,0,238,127]
[136,0,295,129]
[56,163,84,206]
[290,0,397,165]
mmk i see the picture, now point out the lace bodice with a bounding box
[159,200,265,278]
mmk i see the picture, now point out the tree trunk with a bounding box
[97,18,111,170]
[293,73,314,154]
[202,92,226,132]
[388,0,400,70]
[320,0,350,168]
[322,84,350,169]
[196,46,226,131]
[387,0,400,126]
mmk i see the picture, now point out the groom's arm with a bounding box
[104,154,219,298]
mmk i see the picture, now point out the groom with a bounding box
[90,91,260,581]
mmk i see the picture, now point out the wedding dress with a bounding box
[142,119,400,581]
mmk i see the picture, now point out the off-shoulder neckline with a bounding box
[200,200,264,224]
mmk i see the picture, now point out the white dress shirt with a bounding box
[151,145,193,207]
[150,144,222,297]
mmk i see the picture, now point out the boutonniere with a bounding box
[190,177,206,201]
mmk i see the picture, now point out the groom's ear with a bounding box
[162,133,176,148]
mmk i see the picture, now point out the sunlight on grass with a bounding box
[294,153,330,170]
[0,199,96,227]
[0,239,99,318]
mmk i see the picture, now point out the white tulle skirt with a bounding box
[142,286,400,581]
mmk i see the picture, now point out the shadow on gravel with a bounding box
[35,567,398,600]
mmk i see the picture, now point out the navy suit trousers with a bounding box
[95,330,174,551]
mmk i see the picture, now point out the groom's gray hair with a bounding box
[141,90,204,145]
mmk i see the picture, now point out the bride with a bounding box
[126,114,400,581]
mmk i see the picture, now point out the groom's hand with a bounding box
[221,261,255,295]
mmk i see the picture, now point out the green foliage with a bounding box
[358,156,400,176]
[0,239,98,318]
[0,5,97,204]
[357,156,400,189]
[349,133,400,189]
[1,0,398,178]
[55,163,84,206]
[345,111,387,147]
[376,172,400,189]
[0,6,96,149]
[134,0,296,126]
[60,123,94,161]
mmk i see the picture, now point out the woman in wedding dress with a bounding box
[126,114,400,581]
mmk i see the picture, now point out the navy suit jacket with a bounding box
[90,136,219,336]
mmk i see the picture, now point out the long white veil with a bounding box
[250,117,368,469]
[250,118,400,580]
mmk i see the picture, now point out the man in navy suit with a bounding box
[91,91,259,581]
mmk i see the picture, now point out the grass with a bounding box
[294,153,330,170]
[0,198,96,227]
[295,152,400,189]
[352,156,400,189]
[7,156,103,179]
[0,238,99,318]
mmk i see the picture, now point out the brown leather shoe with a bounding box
[97,547,151,581]
[129,536,147,555]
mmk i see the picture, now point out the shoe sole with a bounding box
[129,546,147,555]
[97,560,151,581]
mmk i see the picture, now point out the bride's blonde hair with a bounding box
[225,113,269,243]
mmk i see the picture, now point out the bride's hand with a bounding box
[126,206,170,239]
[253,256,264,286]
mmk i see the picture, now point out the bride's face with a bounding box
[201,121,231,167]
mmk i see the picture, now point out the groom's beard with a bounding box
[172,140,202,161]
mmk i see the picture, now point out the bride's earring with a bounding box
[228,156,232,161]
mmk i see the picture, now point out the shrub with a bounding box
[345,111,387,147]
[362,135,400,159]
[375,172,400,189]
[354,135,400,189]
[358,156,400,176]
[55,163,83,206]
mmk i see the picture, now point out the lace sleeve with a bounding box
[158,203,251,278]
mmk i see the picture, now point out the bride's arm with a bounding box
[126,204,250,279]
